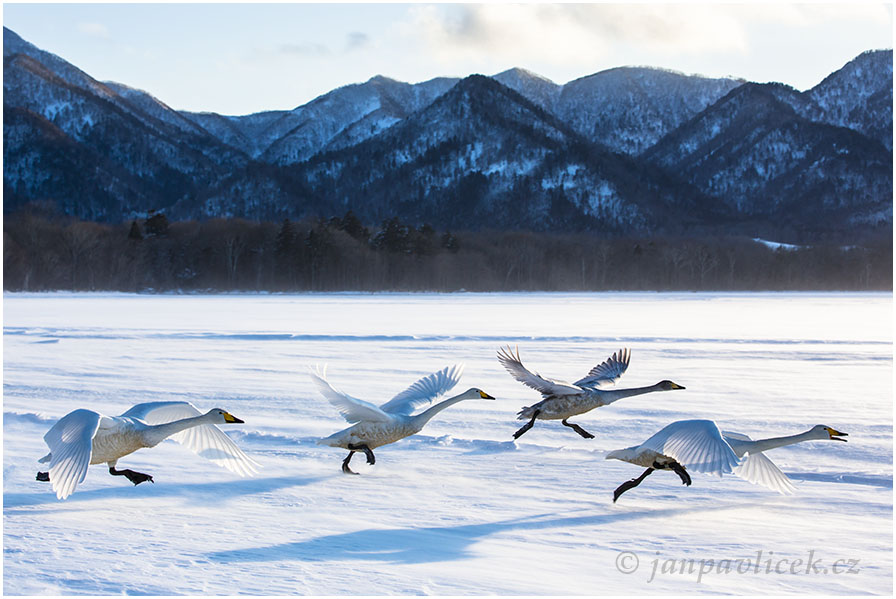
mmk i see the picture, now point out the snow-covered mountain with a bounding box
[554,67,742,155]
[3,27,891,240]
[806,49,893,150]
[256,75,693,232]
[644,81,892,238]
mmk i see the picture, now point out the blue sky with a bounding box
[3,3,892,115]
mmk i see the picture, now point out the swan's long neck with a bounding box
[143,414,211,447]
[598,383,665,406]
[411,395,470,428]
[739,430,819,454]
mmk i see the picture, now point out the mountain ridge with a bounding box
[3,26,892,242]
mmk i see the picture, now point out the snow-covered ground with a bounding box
[3,292,892,595]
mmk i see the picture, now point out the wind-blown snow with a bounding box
[3,292,891,595]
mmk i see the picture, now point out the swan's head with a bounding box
[460,388,496,400]
[810,424,848,441]
[658,380,686,391]
[206,408,245,424]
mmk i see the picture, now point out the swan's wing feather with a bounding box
[43,409,101,499]
[733,451,796,495]
[169,423,260,477]
[642,419,741,476]
[574,348,631,387]
[497,346,581,397]
[120,401,258,476]
[309,366,392,423]
[379,365,463,415]
[120,401,202,423]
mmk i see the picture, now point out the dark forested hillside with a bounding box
[4,208,891,292]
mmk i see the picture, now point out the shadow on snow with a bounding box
[208,503,744,565]
[3,475,320,510]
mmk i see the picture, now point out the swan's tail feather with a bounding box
[317,432,343,447]
[517,406,537,420]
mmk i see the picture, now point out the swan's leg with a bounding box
[341,451,360,475]
[561,418,595,439]
[613,468,654,502]
[669,461,691,486]
[348,443,375,465]
[108,466,154,486]
[36,472,50,482]
[513,409,540,439]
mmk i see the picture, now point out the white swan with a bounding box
[497,346,684,439]
[606,419,848,501]
[311,365,495,474]
[36,402,259,499]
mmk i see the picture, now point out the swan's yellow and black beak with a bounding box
[826,427,848,441]
[479,390,496,400]
[661,380,686,390]
[223,412,244,424]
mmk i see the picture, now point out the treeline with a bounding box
[3,206,892,292]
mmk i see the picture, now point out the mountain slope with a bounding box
[644,82,892,237]
[806,49,893,149]
[3,27,248,218]
[275,75,711,232]
[553,67,743,155]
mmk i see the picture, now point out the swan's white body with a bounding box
[39,402,259,499]
[497,347,684,439]
[607,420,848,495]
[312,365,493,451]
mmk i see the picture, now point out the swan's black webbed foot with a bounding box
[342,450,360,475]
[670,461,691,486]
[562,418,595,439]
[109,466,154,486]
[513,409,540,439]
[612,468,654,503]
[36,471,50,482]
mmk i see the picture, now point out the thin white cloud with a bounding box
[346,31,370,51]
[403,4,750,66]
[401,3,891,69]
[280,42,330,57]
[76,22,110,40]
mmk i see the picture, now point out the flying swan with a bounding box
[606,419,848,501]
[497,346,684,439]
[36,402,259,499]
[312,365,495,474]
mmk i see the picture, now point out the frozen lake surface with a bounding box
[3,292,892,595]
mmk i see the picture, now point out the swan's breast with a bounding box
[329,420,419,449]
[536,393,601,419]
[89,420,148,464]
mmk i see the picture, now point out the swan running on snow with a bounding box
[312,365,495,474]
[497,346,684,439]
[36,401,259,499]
[606,419,848,501]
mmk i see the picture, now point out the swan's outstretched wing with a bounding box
[309,366,392,423]
[723,431,795,495]
[497,346,581,397]
[573,348,631,388]
[120,401,258,477]
[641,419,741,476]
[379,365,464,415]
[43,409,101,499]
